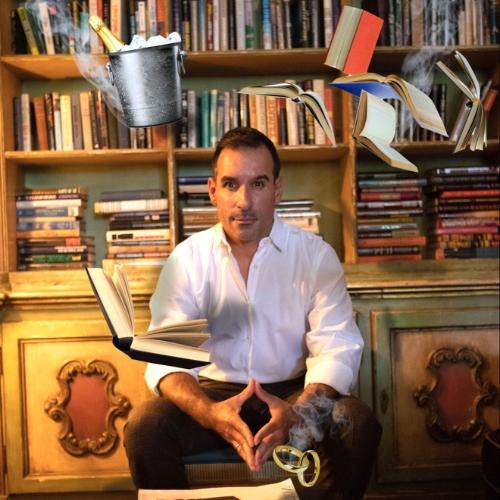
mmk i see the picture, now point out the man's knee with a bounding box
[331,397,382,449]
[124,396,182,453]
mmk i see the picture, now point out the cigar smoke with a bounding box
[23,0,124,120]
[288,394,350,451]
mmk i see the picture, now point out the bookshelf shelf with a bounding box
[4,149,168,166]
[2,45,498,80]
[174,144,349,163]
[355,139,500,157]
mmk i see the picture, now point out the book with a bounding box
[85,266,210,368]
[16,6,40,55]
[239,82,336,145]
[436,50,487,152]
[353,91,417,173]
[324,5,383,75]
[331,73,448,137]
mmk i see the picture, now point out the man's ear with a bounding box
[274,176,283,204]
[208,177,217,206]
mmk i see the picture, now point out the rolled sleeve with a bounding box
[304,246,363,395]
[145,363,199,395]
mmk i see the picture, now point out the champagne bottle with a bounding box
[88,16,125,52]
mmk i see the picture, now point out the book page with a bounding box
[138,478,298,500]
[131,337,210,363]
[364,137,418,173]
[455,51,481,99]
[145,318,209,336]
[358,92,396,145]
[86,267,133,339]
[239,83,300,100]
[112,264,134,332]
[141,332,209,347]
[300,92,336,145]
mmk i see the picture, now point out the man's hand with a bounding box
[253,381,297,470]
[206,379,258,471]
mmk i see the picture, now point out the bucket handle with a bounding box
[178,50,186,76]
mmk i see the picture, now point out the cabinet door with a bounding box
[371,307,499,483]
[2,307,150,494]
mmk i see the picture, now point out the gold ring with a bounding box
[296,449,320,487]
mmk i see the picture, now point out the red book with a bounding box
[358,236,427,247]
[343,10,384,75]
[439,189,500,198]
[432,226,499,235]
[359,191,421,201]
[358,254,423,263]
[33,96,49,150]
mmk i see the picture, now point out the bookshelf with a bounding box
[0,0,498,497]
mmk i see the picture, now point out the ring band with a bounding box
[272,445,320,487]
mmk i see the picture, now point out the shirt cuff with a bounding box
[304,358,356,396]
[144,362,199,396]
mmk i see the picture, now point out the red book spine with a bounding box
[432,226,499,235]
[359,191,421,201]
[439,189,500,198]
[343,10,384,75]
[358,236,427,247]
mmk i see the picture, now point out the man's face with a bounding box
[208,146,283,246]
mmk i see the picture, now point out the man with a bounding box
[124,127,381,499]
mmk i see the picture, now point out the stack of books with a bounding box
[16,187,94,270]
[94,189,170,267]
[425,166,500,259]
[276,199,321,234]
[356,172,427,263]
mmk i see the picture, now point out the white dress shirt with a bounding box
[145,216,363,396]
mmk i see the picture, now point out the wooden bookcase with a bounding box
[0,0,498,497]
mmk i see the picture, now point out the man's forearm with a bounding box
[294,382,339,406]
[158,372,215,428]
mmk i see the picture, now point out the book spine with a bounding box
[60,94,74,151]
[17,220,83,231]
[33,96,49,151]
[16,6,40,55]
[94,198,168,213]
[262,0,272,49]
[20,93,32,151]
[105,228,171,241]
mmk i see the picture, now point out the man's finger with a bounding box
[254,434,277,470]
[254,419,280,445]
[254,380,274,404]
[234,378,256,405]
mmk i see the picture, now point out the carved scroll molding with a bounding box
[44,359,131,456]
[414,346,497,443]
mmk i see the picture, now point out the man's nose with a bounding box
[236,186,251,208]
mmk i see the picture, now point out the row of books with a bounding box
[375,0,498,47]
[425,165,499,260]
[356,172,428,263]
[171,0,342,52]
[176,83,335,148]
[94,189,171,268]
[13,91,168,151]
[15,187,95,271]
[13,1,167,56]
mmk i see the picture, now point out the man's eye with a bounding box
[223,181,237,190]
[253,180,265,188]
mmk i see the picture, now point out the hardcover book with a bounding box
[86,266,210,368]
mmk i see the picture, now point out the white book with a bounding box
[147,0,157,36]
[353,91,418,173]
[94,198,168,214]
[60,94,74,151]
[38,2,55,55]
[79,92,93,150]
[86,266,210,368]
[52,92,63,151]
[212,0,220,51]
[219,0,228,50]
[190,0,199,51]
[323,0,333,47]
[312,79,326,144]
[236,0,246,49]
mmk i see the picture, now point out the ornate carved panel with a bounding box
[45,359,131,456]
[414,347,497,443]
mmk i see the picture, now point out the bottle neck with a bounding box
[89,16,124,52]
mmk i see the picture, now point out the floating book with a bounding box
[331,73,448,137]
[353,91,417,173]
[324,5,383,75]
[85,265,210,368]
[238,82,336,146]
[436,51,487,152]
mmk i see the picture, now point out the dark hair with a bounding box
[212,127,281,179]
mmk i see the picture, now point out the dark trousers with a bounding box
[124,377,382,499]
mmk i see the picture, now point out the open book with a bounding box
[324,5,383,75]
[353,91,417,173]
[238,82,336,146]
[436,50,487,152]
[331,73,448,137]
[85,266,210,368]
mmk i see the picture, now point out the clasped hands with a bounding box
[206,378,295,472]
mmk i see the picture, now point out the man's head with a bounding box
[208,127,283,247]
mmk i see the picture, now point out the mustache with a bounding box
[232,211,257,219]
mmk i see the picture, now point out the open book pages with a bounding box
[436,50,487,152]
[353,91,418,173]
[331,73,448,137]
[138,478,298,499]
[239,82,336,145]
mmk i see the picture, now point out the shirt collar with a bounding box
[212,215,287,253]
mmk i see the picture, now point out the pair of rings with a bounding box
[272,445,320,488]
